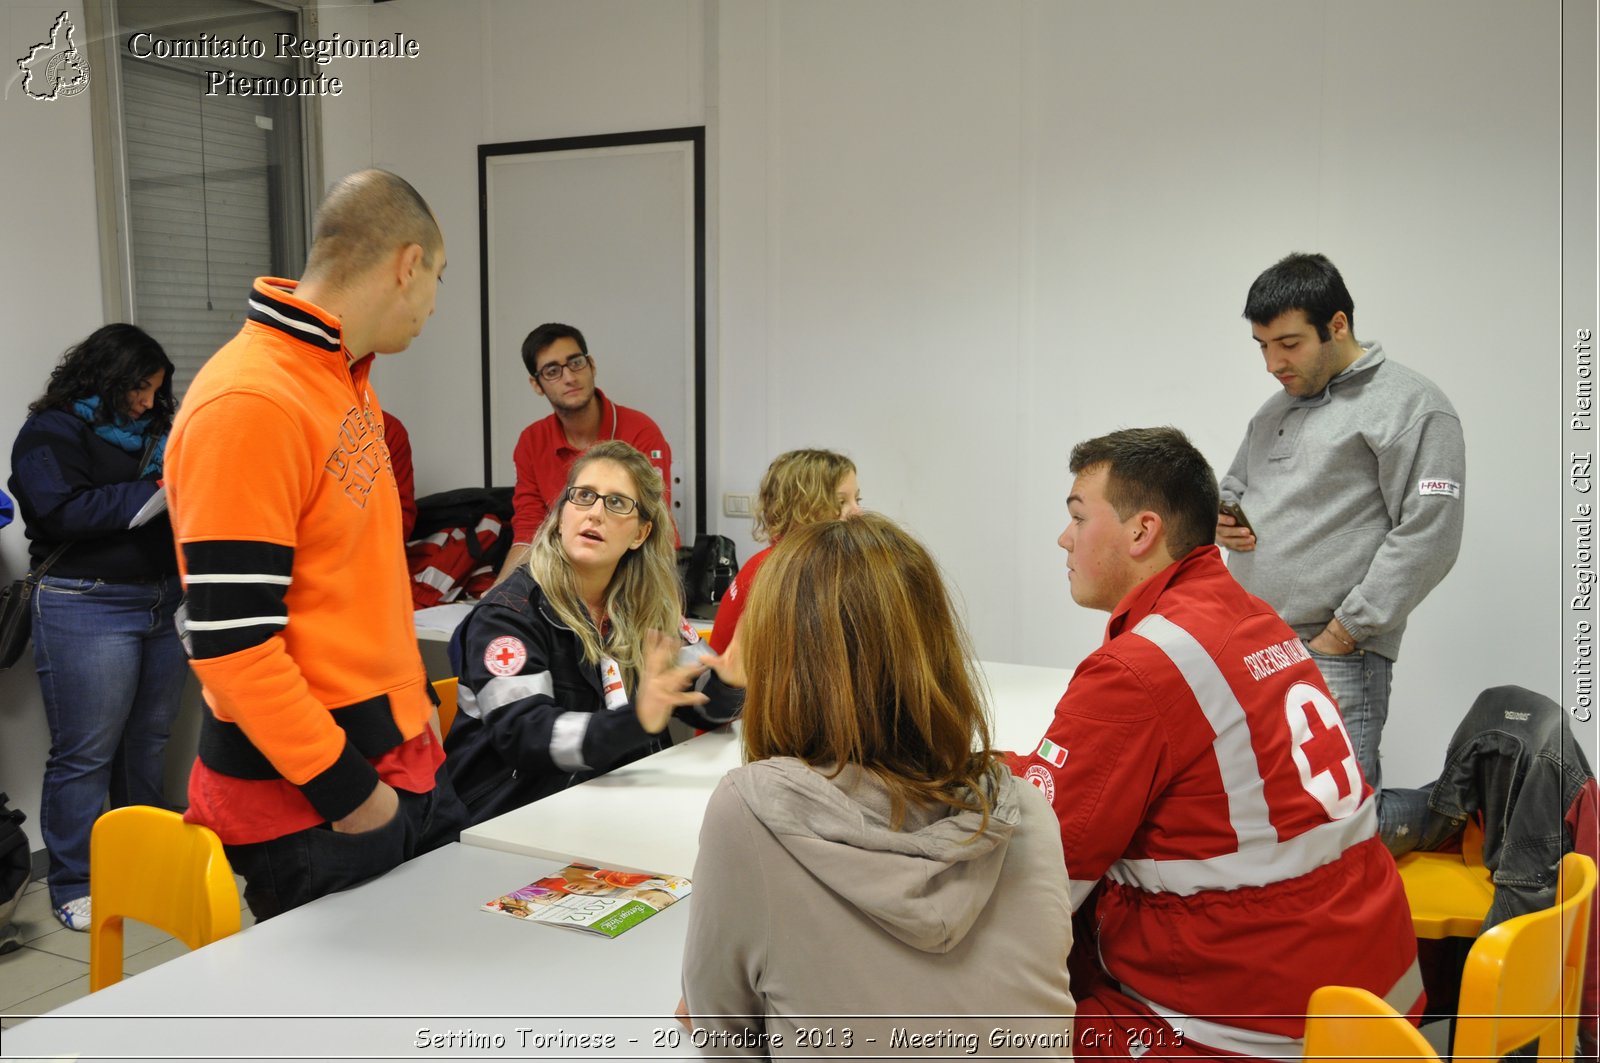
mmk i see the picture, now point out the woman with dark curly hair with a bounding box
[8,323,186,931]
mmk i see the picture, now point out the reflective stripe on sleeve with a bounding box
[461,671,555,720]
[550,711,591,772]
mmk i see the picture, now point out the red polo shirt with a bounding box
[510,388,674,543]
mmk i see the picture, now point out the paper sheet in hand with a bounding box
[128,486,167,528]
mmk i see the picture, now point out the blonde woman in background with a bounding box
[708,448,860,656]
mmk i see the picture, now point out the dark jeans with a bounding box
[225,763,467,922]
[33,574,188,907]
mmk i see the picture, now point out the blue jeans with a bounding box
[32,574,188,907]
[1307,646,1393,792]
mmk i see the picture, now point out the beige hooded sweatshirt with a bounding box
[682,757,1076,1059]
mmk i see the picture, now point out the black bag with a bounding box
[0,543,68,671]
[0,578,37,670]
[680,533,739,616]
[0,792,29,955]
[412,487,516,569]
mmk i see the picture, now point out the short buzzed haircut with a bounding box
[304,169,441,280]
[1243,252,1355,342]
[1069,427,1218,561]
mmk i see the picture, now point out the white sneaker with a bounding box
[53,895,91,932]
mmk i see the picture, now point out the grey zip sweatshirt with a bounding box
[1220,342,1465,661]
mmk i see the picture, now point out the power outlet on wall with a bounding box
[723,493,753,518]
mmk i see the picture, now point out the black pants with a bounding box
[225,763,468,922]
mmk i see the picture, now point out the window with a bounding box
[86,0,321,396]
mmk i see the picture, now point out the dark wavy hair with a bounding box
[29,324,177,432]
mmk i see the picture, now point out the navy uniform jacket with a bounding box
[445,567,741,824]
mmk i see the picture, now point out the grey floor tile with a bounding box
[121,937,189,977]
[0,973,91,1029]
[8,888,67,947]
[29,917,172,964]
[0,947,88,1011]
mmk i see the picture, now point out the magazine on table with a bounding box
[481,862,691,938]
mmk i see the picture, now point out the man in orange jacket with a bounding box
[166,170,465,920]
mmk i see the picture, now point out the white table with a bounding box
[461,660,1069,875]
[1,661,1071,1062]
[0,844,695,1061]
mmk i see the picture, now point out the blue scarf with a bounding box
[72,396,166,478]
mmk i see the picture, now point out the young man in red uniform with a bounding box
[1011,427,1420,1059]
[166,170,464,919]
[496,323,673,582]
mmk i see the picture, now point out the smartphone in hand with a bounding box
[1219,500,1254,535]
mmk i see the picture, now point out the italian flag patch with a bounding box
[1036,738,1068,768]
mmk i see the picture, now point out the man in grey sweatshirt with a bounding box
[1218,252,1465,795]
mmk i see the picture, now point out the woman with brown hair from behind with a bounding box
[680,513,1075,1055]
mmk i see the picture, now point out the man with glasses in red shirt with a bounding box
[496,322,674,583]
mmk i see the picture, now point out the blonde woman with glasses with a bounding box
[446,441,743,824]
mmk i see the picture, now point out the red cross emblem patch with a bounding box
[484,636,527,677]
[1283,680,1360,819]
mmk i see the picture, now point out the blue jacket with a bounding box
[7,408,175,580]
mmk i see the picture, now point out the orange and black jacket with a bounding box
[166,278,435,833]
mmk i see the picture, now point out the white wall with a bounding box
[0,0,1590,856]
[0,1,112,853]
[711,0,1587,783]
[317,0,706,499]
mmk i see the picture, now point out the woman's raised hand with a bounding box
[634,630,709,733]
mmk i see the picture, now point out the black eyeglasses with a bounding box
[535,353,591,382]
[564,487,639,516]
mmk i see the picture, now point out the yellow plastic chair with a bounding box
[1305,984,1440,1062]
[1395,817,1495,939]
[88,806,241,991]
[1453,851,1597,1061]
[433,676,459,740]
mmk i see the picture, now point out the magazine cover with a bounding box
[482,862,691,938]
